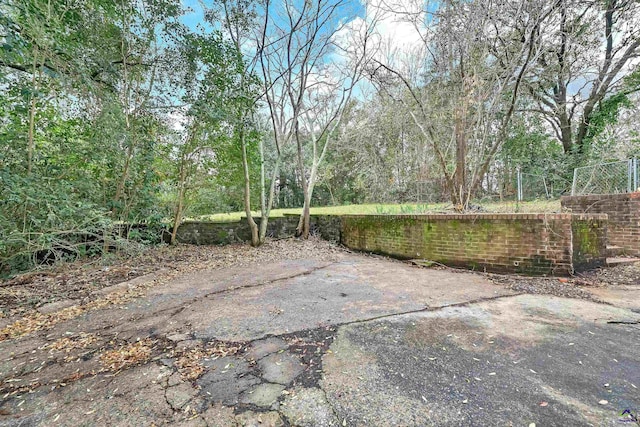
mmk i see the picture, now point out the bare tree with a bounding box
[368,0,552,209]
[526,0,640,155]
[214,0,286,246]
[258,0,376,237]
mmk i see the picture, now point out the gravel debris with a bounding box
[486,275,603,301]
[579,262,640,287]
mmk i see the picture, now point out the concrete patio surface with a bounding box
[1,251,639,426]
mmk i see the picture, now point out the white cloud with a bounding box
[367,0,425,49]
[332,0,428,81]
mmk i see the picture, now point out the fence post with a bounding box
[571,167,578,196]
[634,158,638,191]
[517,168,522,201]
[542,177,550,199]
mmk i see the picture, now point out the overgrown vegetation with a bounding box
[1,0,639,274]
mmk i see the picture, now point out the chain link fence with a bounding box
[571,158,639,196]
[516,171,551,201]
[416,179,447,202]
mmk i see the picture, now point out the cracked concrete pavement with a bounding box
[1,250,639,426]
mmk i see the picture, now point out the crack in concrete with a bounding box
[205,262,338,298]
[162,375,181,414]
[339,292,526,325]
[0,291,603,402]
[318,383,343,426]
[183,293,525,424]
[107,262,339,329]
[230,292,526,347]
[607,320,640,325]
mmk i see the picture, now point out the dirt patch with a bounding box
[173,340,246,382]
[284,326,338,389]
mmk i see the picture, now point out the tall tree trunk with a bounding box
[170,189,184,245]
[555,1,573,154]
[114,19,133,219]
[451,93,468,209]
[113,141,134,213]
[240,128,259,246]
[294,123,311,238]
[23,49,40,233]
[453,125,467,209]
[558,104,573,153]
[170,158,187,245]
[298,195,311,238]
[296,166,317,239]
[259,137,267,234]
[259,155,282,244]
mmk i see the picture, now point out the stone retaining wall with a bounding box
[175,215,341,245]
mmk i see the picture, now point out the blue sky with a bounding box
[180,0,206,30]
[178,0,367,34]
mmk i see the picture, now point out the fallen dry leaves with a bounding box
[0,238,344,341]
[0,305,84,341]
[45,332,99,353]
[0,281,158,341]
[1,237,343,316]
[487,274,601,301]
[174,341,244,382]
[99,339,154,372]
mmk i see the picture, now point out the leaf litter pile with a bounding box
[0,281,158,341]
[486,261,640,301]
[581,261,640,287]
[99,338,155,372]
[0,336,163,397]
[487,275,602,301]
[173,341,244,382]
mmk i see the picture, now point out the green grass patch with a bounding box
[194,199,562,223]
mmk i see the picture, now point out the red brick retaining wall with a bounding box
[340,213,607,275]
[562,193,640,256]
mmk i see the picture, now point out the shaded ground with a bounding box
[0,240,639,426]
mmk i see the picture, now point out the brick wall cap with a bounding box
[562,192,640,202]
[341,213,606,221]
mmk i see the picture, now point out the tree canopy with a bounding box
[1,0,638,272]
